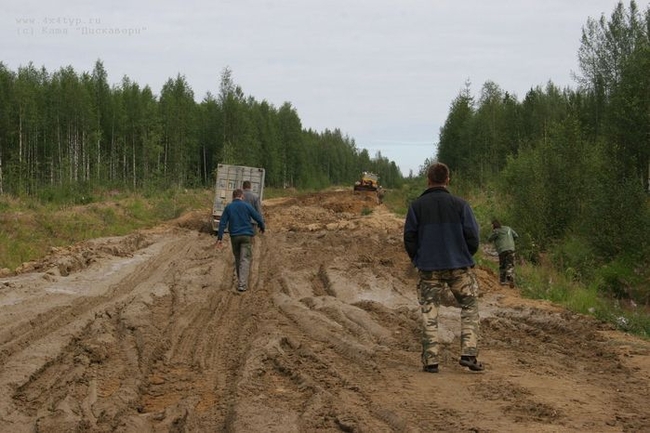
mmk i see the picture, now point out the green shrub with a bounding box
[125,199,150,221]
[0,198,11,212]
[153,197,181,220]
[564,285,602,315]
[595,256,648,302]
[549,236,597,282]
[36,182,96,205]
[597,302,650,338]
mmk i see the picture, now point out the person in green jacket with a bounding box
[488,219,519,287]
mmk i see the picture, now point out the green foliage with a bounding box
[434,0,649,275]
[498,150,543,245]
[517,263,566,302]
[0,62,403,198]
[263,187,301,200]
[36,182,96,205]
[124,199,148,220]
[607,308,650,338]
[473,249,496,273]
[405,180,423,202]
[583,167,650,260]
[379,185,408,217]
[0,188,213,271]
[389,177,427,217]
[517,262,608,316]
[585,284,650,338]
[473,180,649,338]
[446,170,475,200]
[462,186,495,227]
[576,1,646,95]
[68,211,103,239]
[153,198,182,221]
[549,236,597,282]
[594,255,649,303]
[437,86,475,177]
[0,202,43,267]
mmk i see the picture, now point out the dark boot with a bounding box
[459,356,484,371]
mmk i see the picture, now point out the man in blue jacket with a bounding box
[403,162,483,373]
[217,189,265,292]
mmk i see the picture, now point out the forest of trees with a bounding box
[0,64,403,197]
[436,1,649,302]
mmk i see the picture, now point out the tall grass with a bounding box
[516,262,649,338]
[0,188,212,271]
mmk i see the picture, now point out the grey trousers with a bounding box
[230,235,252,289]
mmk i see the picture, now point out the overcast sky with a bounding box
[4,0,647,176]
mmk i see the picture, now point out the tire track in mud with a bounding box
[0,232,177,367]
[245,211,461,431]
[0,231,226,431]
[0,235,179,398]
[481,307,650,430]
[234,227,422,432]
[135,234,276,432]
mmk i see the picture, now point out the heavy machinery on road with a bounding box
[211,164,265,233]
[353,171,379,192]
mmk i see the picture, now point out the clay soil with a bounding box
[0,190,648,433]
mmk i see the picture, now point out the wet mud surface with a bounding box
[0,190,648,432]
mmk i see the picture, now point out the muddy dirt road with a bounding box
[0,190,648,432]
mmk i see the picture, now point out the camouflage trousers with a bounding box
[230,235,252,289]
[498,250,515,284]
[417,268,480,366]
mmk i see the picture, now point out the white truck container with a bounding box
[211,164,266,233]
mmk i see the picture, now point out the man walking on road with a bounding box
[242,180,262,215]
[217,189,265,292]
[403,162,484,373]
[242,180,263,233]
[488,219,519,287]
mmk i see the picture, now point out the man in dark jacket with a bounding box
[403,162,483,373]
[217,189,265,292]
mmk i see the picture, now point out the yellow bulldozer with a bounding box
[353,171,379,192]
[354,172,385,204]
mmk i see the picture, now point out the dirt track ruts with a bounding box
[0,190,648,432]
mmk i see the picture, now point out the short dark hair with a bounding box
[492,219,501,228]
[232,188,244,199]
[242,180,251,189]
[427,162,449,185]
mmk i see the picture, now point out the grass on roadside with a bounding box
[0,188,213,271]
[516,262,649,338]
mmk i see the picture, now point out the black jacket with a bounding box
[403,187,479,271]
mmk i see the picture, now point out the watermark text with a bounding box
[14,16,147,37]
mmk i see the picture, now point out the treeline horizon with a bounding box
[434,1,649,303]
[0,62,404,198]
